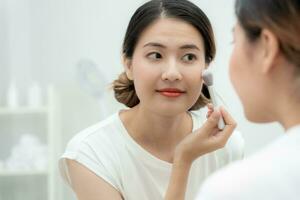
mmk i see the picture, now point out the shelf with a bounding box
[0,107,48,115]
[0,169,48,177]
[0,86,60,200]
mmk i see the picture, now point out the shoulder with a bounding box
[64,112,124,155]
[59,112,126,191]
[196,156,271,200]
[196,138,300,200]
[60,112,127,176]
[196,160,247,199]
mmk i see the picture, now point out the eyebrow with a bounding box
[180,44,200,51]
[143,42,201,51]
[143,42,166,48]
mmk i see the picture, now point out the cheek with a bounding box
[186,67,204,98]
[131,59,159,98]
[229,45,259,118]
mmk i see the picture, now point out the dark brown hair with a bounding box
[113,0,215,110]
[235,0,300,69]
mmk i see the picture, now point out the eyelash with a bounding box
[182,53,197,62]
[147,52,162,60]
[146,52,198,62]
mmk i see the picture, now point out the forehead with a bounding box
[136,18,204,48]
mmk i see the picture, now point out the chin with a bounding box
[153,104,188,117]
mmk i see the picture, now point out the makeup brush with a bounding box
[202,70,225,130]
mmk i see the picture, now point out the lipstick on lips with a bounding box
[157,88,185,97]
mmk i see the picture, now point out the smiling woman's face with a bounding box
[124,18,206,116]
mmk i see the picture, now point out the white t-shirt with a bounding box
[59,110,244,200]
[196,125,300,200]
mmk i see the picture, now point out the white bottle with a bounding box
[28,81,42,107]
[7,80,19,108]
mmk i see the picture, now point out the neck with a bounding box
[277,98,300,131]
[121,104,193,151]
[267,62,300,131]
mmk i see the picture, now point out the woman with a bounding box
[196,0,300,199]
[59,0,244,200]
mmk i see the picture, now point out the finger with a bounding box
[202,110,221,133]
[215,107,237,143]
[206,103,214,118]
[220,107,236,126]
[215,126,235,148]
[206,110,213,118]
[206,103,214,111]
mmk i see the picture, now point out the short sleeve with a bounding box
[214,130,245,167]
[58,136,122,192]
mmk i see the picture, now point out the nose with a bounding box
[161,60,182,82]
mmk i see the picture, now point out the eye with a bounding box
[147,52,162,60]
[182,53,197,63]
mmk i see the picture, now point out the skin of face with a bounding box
[124,17,207,116]
[229,23,277,123]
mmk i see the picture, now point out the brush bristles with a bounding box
[202,71,213,86]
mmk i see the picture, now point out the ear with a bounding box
[260,29,280,74]
[123,55,133,80]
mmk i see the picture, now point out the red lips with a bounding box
[156,88,185,97]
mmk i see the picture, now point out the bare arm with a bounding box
[164,161,192,200]
[66,159,123,200]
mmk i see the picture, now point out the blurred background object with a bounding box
[0,0,283,199]
[76,58,110,119]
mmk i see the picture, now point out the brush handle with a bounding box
[207,86,225,130]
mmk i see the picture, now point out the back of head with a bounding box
[235,0,300,70]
